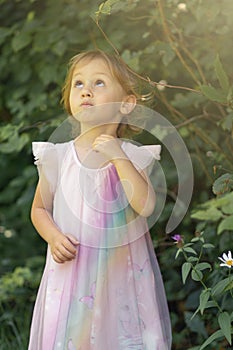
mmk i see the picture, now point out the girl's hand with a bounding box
[92,134,126,162]
[49,232,79,264]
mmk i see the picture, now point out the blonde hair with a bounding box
[61,50,146,138]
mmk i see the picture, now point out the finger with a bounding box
[55,247,75,262]
[52,240,76,261]
[52,252,65,264]
[92,139,110,151]
[66,234,80,246]
[60,245,77,260]
[57,235,77,253]
[63,238,78,254]
[93,135,114,145]
[99,134,114,139]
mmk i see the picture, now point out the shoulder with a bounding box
[122,141,161,167]
[32,141,73,191]
[32,141,72,161]
[121,141,161,174]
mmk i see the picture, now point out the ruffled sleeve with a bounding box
[32,142,58,194]
[121,141,161,175]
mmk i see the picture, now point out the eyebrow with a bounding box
[72,72,110,78]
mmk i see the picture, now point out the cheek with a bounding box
[69,97,74,115]
[69,91,79,113]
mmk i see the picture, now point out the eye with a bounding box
[95,80,105,87]
[74,80,83,88]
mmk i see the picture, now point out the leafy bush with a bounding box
[0,0,232,348]
[0,257,44,349]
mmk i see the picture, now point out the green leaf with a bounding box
[191,306,200,320]
[225,280,233,292]
[155,41,176,66]
[191,237,201,243]
[183,247,197,255]
[0,124,20,142]
[203,243,215,249]
[182,262,192,284]
[212,173,233,195]
[191,269,203,281]
[199,289,211,314]
[217,215,233,234]
[199,329,224,350]
[161,45,176,66]
[121,49,140,71]
[204,301,217,309]
[183,243,194,248]
[218,312,232,345]
[0,133,29,153]
[212,276,233,296]
[96,2,109,16]
[96,0,120,16]
[0,27,13,45]
[200,85,227,103]
[33,30,50,52]
[52,40,67,57]
[187,256,199,263]
[12,31,32,52]
[175,248,182,259]
[191,207,223,221]
[220,113,233,132]
[95,0,137,18]
[214,54,230,92]
[195,262,212,272]
[37,65,58,85]
[194,192,233,212]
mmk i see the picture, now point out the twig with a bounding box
[92,16,201,94]
[157,0,200,85]
[167,19,207,84]
[93,17,120,56]
[173,114,207,129]
[145,77,201,94]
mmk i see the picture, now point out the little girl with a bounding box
[28,50,172,349]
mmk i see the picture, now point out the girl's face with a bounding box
[69,58,129,124]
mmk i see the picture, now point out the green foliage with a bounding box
[0,257,44,349]
[174,231,233,348]
[191,187,233,235]
[0,0,233,348]
[200,54,232,104]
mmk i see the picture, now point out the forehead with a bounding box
[72,57,113,77]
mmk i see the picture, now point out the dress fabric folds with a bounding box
[28,140,172,350]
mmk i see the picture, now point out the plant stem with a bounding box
[181,248,223,313]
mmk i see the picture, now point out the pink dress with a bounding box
[28,140,172,350]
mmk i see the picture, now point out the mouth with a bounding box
[80,102,93,108]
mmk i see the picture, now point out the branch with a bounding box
[93,17,201,95]
[157,0,201,85]
[92,16,120,56]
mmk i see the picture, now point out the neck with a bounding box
[75,123,119,147]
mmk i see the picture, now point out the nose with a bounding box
[81,89,92,98]
[81,83,93,98]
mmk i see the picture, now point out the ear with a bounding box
[120,94,137,115]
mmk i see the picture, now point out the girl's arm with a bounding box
[112,157,155,217]
[92,135,156,217]
[31,178,79,263]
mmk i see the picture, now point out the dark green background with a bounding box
[0,0,232,348]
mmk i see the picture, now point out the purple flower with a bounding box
[172,234,183,243]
